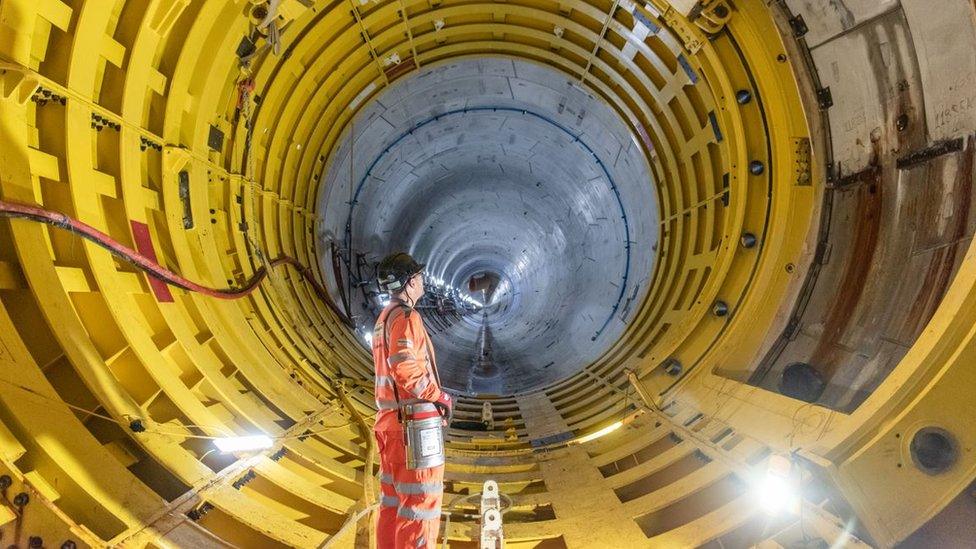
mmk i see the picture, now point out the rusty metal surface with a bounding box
[755,136,976,412]
[747,0,976,412]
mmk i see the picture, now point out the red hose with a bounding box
[0,199,352,325]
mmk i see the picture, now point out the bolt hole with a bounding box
[896,113,909,131]
[779,362,825,403]
[910,427,957,475]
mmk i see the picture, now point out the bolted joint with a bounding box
[662,358,682,376]
[232,470,257,490]
[186,502,215,521]
[740,232,757,248]
[712,300,729,317]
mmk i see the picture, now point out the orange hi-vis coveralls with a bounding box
[372,299,447,549]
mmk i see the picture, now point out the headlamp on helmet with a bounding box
[377,252,425,294]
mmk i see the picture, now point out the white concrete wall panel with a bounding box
[809,8,921,176]
[785,0,900,47]
[902,0,976,141]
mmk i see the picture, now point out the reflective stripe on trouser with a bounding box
[374,429,444,549]
[378,471,397,508]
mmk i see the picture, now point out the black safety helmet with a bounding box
[377,252,425,293]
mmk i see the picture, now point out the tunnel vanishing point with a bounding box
[0,0,975,547]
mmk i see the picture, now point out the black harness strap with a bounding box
[380,305,406,423]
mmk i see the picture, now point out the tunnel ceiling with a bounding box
[0,0,975,547]
[319,57,658,394]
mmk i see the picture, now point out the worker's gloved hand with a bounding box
[433,391,453,424]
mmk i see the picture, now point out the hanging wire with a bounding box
[318,502,379,549]
[0,376,350,443]
[0,199,352,327]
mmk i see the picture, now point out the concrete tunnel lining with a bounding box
[318,57,659,395]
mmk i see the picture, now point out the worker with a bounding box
[372,251,453,549]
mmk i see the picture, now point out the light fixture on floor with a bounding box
[757,454,800,516]
[576,420,623,444]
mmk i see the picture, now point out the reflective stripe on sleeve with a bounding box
[376,399,400,410]
[388,351,413,366]
[375,399,436,412]
[410,376,430,397]
[380,494,399,508]
[400,400,436,412]
[397,338,414,348]
[378,472,393,485]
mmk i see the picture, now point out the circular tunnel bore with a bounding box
[319,58,659,395]
[3,0,976,546]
